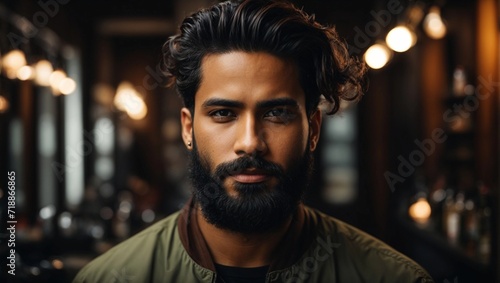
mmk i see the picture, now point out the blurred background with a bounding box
[0,0,498,282]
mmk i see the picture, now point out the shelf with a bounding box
[397,217,491,272]
[444,94,478,105]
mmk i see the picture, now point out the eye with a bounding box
[209,109,236,122]
[264,108,296,123]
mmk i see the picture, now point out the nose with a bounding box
[233,114,268,157]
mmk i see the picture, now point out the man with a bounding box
[74,0,434,282]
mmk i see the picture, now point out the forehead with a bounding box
[195,51,305,106]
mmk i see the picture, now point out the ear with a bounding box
[309,108,322,152]
[181,107,193,149]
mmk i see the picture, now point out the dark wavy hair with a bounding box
[162,0,366,115]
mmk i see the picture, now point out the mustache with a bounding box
[213,155,284,180]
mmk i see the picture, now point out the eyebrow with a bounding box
[201,97,299,109]
[256,98,298,109]
[202,98,244,108]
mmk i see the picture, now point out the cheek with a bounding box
[193,120,234,165]
[267,124,309,161]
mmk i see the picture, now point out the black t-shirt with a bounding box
[215,264,269,283]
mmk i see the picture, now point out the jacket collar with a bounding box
[177,196,316,272]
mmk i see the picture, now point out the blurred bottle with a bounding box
[430,175,447,229]
[113,191,133,240]
[452,66,467,96]
[443,189,462,245]
[477,183,491,264]
[463,198,479,256]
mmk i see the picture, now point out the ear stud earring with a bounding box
[187,141,192,147]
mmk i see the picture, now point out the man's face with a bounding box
[181,51,321,233]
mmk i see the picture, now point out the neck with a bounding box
[196,207,292,268]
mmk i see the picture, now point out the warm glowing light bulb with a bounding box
[17,65,35,81]
[113,81,148,120]
[34,60,54,86]
[114,82,136,111]
[364,43,392,69]
[127,100,148,120]
[3,50,27,79]
[0,96,9,113]
[52,259,64,270]
[50,70,67,94]
[423,6,447,39]
[386,26,416,52]
[59,78,76,95]
[409,197,432,224]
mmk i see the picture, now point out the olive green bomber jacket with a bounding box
[73,201,434,283]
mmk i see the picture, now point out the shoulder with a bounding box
[73,211,182,283]
[304,206,434,283]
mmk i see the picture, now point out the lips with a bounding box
[230,169,272,183]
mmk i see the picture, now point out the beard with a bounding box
[188,138,313,234]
